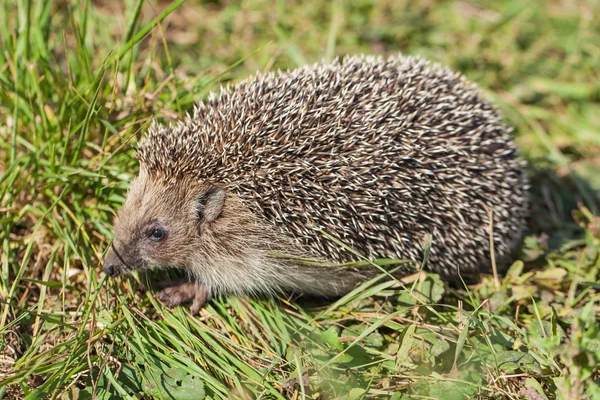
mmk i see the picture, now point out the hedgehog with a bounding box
[103,54,528,314]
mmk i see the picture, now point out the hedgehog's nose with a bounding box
[103,247,123,277]
[103,261,117,277]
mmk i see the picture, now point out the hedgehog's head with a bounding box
[103,168,227,277]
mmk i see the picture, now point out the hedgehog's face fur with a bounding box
[103,169,226,277]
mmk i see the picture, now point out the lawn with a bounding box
[1,0,599,399]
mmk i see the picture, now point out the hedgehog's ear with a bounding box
[196,186,226,226]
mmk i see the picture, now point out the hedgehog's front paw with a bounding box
[157,280,209,315]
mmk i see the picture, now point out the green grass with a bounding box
[1,0,599,398]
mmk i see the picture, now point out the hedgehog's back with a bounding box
[139,54,528,277]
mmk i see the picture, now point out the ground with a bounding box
[0,0,599,399]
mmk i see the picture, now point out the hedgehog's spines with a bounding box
[136,53,528,278]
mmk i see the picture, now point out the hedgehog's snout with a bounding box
[103,246,125,277]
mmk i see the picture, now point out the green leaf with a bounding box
[20,277,66,288]
[143,367,205,400]
[79,386,115,400]
[524,377,548,400]
[487,350,543,375]
[396,324,417,369]
[419,330,451,362]
[397,273,445,307]
[412,380,473,400]
[506,260,524,280]
[321,327,343,351]
[341,324,385,349]
[348,388,367,399]
[23,389,48,400]
[585,380,600,400]
[452,320,470,371]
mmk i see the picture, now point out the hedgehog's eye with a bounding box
[149,227,166,242]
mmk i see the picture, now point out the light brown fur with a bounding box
[104,168,368,312]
